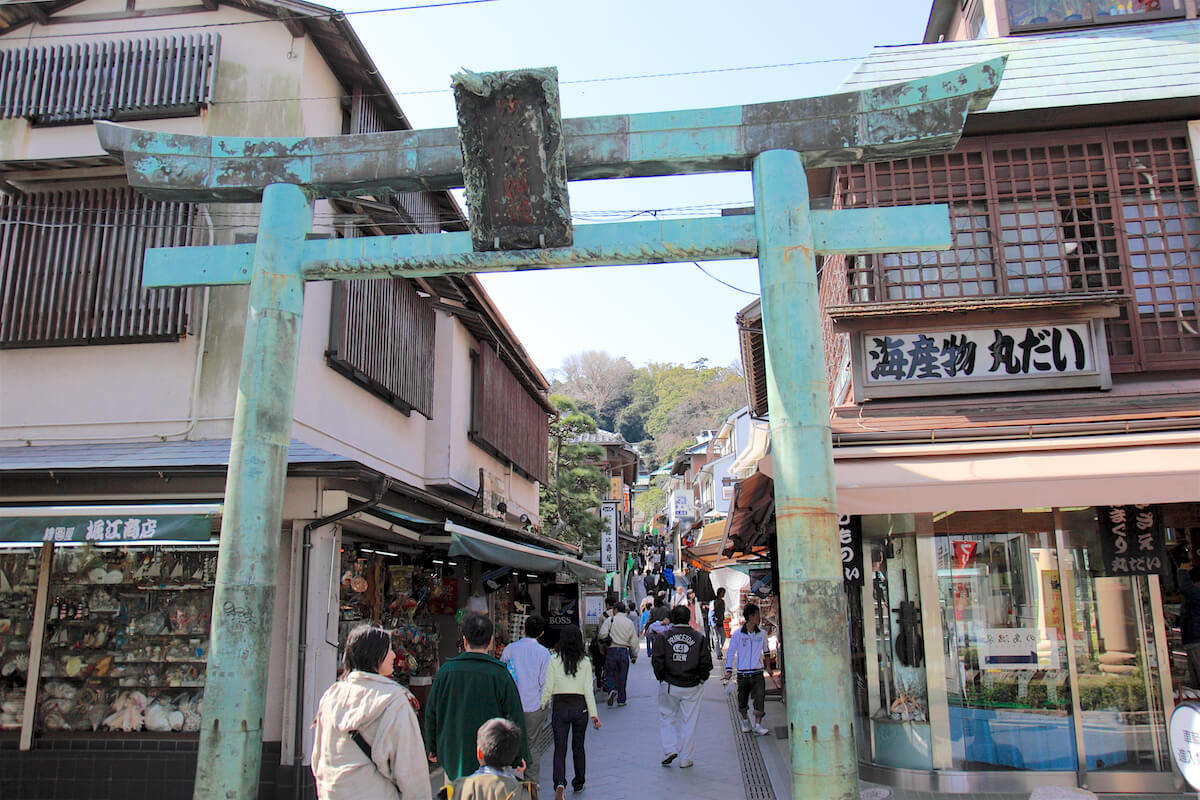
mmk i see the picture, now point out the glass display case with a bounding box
[0,547,41,732]
[35,543,215,733]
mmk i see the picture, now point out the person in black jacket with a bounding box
[651,606,712,769]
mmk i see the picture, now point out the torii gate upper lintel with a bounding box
[94,57,1005,800]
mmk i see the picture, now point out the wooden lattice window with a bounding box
[1111,130,1200,361]
[0,186,194,347]
[0,34,219,126]
[470,343,549,484]
[326,275,436,418]
[836,123,1198,371]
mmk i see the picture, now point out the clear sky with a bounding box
[335,0,935,376]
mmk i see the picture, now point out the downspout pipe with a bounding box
[293,478,391,799]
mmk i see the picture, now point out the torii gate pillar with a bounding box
[193,183,311,799]
[754,150,856,793]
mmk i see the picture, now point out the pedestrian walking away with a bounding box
[500,615,551,786]
[540,626,602,799]
[643,594,670,658]
[425,613,529,781]
[711,588,727,660]
[311,625,431,800]
[651,605,712,769]
[437,717,535,800]
[598,601,639,706]
[724,602,770,736]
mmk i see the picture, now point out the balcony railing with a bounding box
[0,33,219,125]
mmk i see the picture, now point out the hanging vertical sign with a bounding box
[600,500,619,572]
[839,514,864,586]
[1098,505,1167,576]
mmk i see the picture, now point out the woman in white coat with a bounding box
[312,626,431,800]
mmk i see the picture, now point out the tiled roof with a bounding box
[572,430,627,446]
[839,19,1200,114]
[0,439,354,471]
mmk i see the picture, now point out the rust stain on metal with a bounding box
[780,243,813,260]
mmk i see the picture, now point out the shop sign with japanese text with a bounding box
[840,515,864,586]
[0,513,213,544]
[1098,504,1167,576]
[1170,702,1200,789]
[850,319,1110,400]
[600,500,619,572]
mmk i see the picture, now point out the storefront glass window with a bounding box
[0,547,41,732]
[1059,507,1171,772]
[38,543,215,733]
[856,516,933,770]
[934,510,1078,771]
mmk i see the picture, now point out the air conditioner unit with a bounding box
[482,470,507,519]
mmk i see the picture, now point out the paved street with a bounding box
[528,643,750,800]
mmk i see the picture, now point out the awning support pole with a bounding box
[194,183,312,800]
[753,149,857,800]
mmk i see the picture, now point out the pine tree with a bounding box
[540,395,607,548]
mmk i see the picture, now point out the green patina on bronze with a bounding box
[453,67,572,251]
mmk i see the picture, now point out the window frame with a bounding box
[836,122,1199,373]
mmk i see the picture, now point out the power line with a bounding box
[692,262,758,296]
[207,54,868,105]
[6,0,503,41]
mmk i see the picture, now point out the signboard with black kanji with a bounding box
[847,318,1113,400]
[1098,504,1168,576]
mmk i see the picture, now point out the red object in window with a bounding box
[953,541,978,569]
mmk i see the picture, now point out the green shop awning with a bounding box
[0,504,220,544]
[445,522,604,581]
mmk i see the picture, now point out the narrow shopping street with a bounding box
[529,646,757,800]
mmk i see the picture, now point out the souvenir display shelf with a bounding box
[0,548,41,731]
[36,543,216,734]
[336,545,450,686]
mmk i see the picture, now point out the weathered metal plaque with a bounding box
[453,67,571,251]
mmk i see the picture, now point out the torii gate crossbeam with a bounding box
[94,58,1005,800]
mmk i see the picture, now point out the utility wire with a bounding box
[6,0,504,40]
[205,54,867,104]
[692,262,759,296]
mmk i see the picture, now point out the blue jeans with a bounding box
[604,646,631,703]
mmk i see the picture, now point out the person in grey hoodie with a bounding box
[312,625,431,800]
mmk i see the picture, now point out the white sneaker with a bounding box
[753,723,770,736]
[739,718,751,733]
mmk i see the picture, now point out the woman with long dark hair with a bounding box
[539,626,601,799]
[312,625,430,800]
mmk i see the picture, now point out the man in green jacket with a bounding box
[425,612,530,781]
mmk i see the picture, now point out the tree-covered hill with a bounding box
[550,351,746,466]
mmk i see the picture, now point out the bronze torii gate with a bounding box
[96,58,1003,800]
